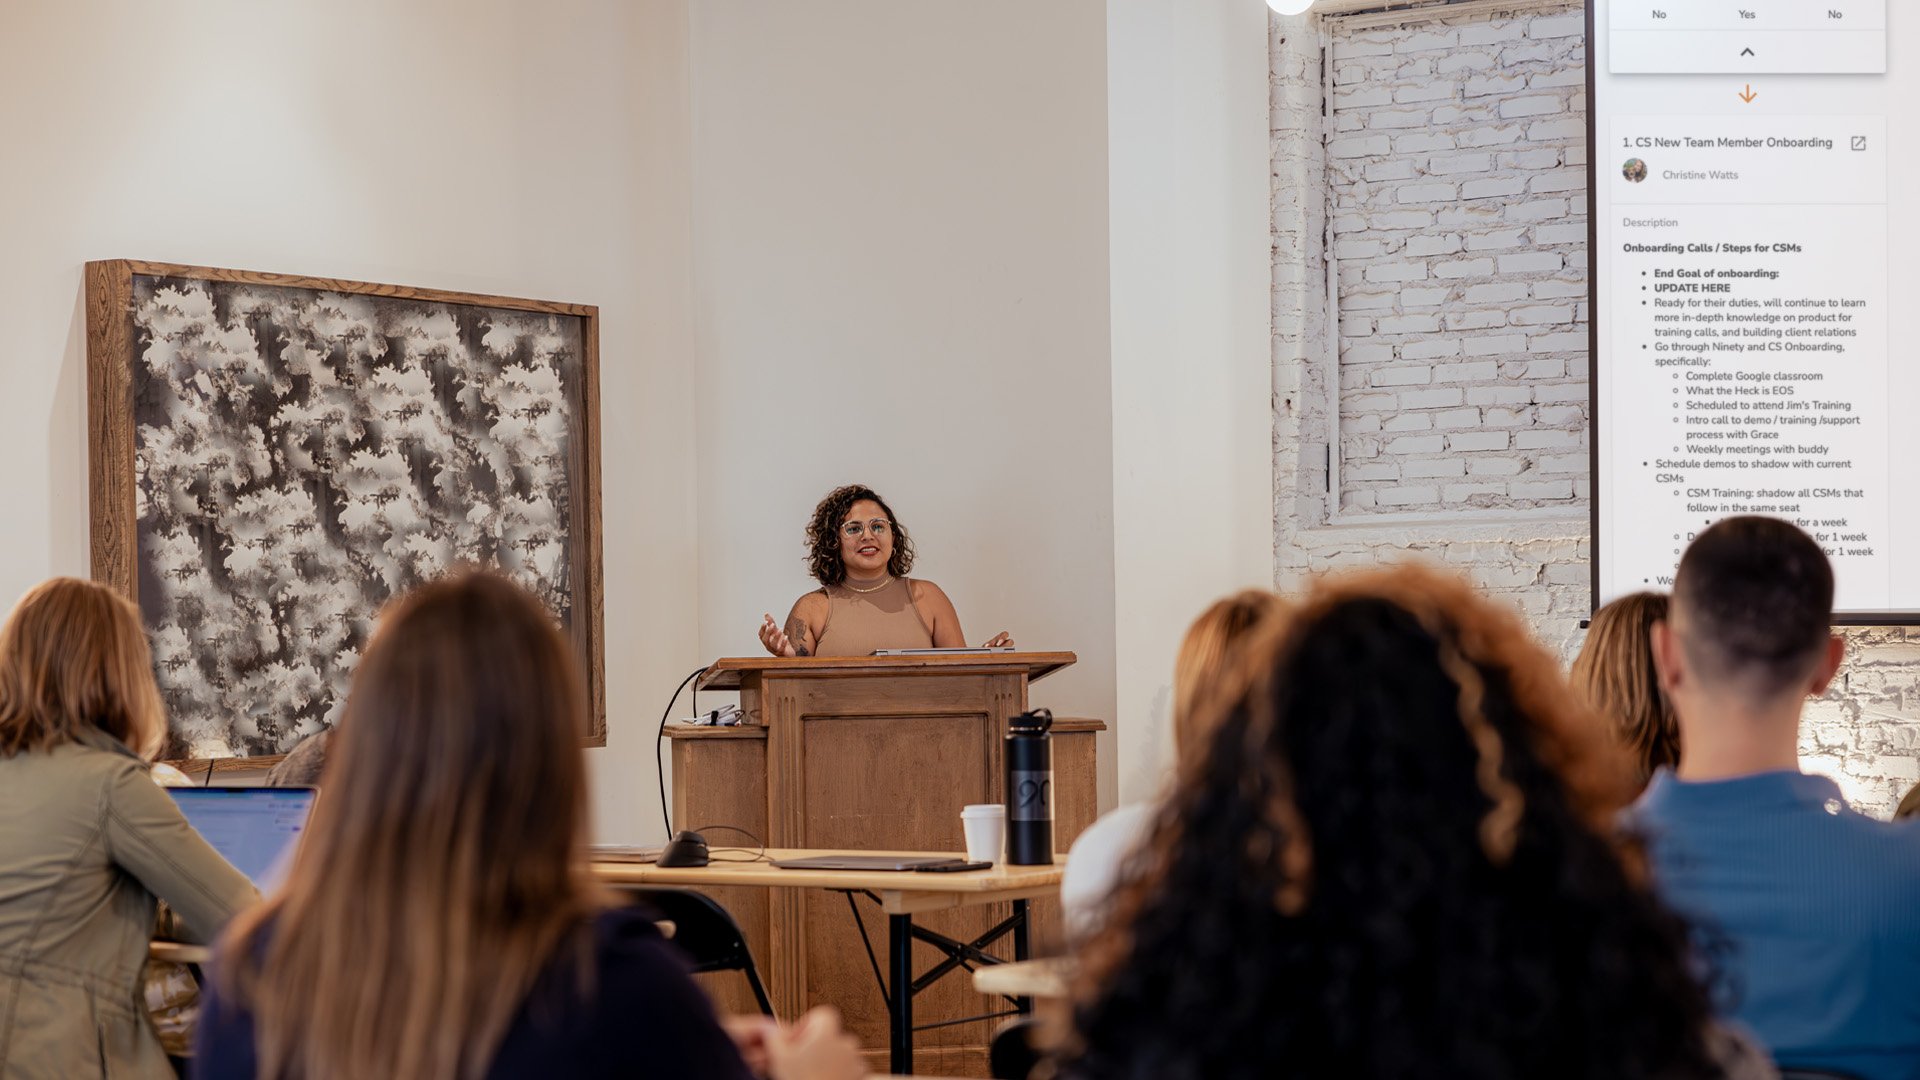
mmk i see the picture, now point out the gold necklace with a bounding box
[844,576,893,594]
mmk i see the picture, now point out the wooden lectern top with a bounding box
[696,651,1076,691]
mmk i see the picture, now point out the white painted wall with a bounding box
[1,0,1280,837]
[687,3,1120,754]
[1107,0,1277,802]
[0,0,699,842]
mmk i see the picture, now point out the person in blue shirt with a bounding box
[1635,515,1920,1080]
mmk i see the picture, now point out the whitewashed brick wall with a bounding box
[1328,9,1589,515]
[1270,3,1920,818]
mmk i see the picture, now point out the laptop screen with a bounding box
[168,787,316,888]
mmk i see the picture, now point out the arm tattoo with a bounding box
[785,616,812,657]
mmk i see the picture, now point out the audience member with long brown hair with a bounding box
[194,571,863,1080]
[1572,591,1681,790]
[1059,589,1283,938]
[1059,566,1769,1080]
[0,578,257,1079]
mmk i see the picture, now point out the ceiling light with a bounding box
[1267,0,1316,13]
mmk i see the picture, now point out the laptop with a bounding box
[871,647,1016,656]
[771,854,965,871]
[589,845,662,864]
[168,787,316,890]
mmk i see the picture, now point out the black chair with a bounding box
[617,886,775,1015]
[989,1016,1045,1080]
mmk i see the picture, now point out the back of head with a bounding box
[1065,565,1718,1080]
[0,578,164,759]
[1171,590,1284,766]
[225,570,601,1079]
[1671,516,1833,697]
[1571,592,1678,786]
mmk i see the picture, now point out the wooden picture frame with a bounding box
[86,261,606,755]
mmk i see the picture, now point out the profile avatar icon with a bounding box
[1622,158,1649,183]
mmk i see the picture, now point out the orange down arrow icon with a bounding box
[1739,84,1758,103]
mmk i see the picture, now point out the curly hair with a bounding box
[1059,565,1727,1080]
[804,484,915,587]
[1571,591,1679,789]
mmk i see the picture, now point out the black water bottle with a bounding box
[1004,708,1054,865]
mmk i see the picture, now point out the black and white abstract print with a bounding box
[130,275,582,757]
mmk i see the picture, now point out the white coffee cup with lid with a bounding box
[961,803,1006,865]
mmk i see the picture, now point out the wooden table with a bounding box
[148,941,212,967]
[971,957,1072,1000]
[594,851,1064,1075]
[149,853,1056,1075]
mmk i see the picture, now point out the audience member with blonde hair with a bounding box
[1059,589,1283,940]
[0,577,257,1078]
[1061,565,1766,1080]
[194,571,863,1080]
[1572,590,1681,790]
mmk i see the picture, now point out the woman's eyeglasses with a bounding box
[841,520,892,539]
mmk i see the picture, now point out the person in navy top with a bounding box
[196,907,762,1080]
[1634,516,1920,1080]
[192,572,863,1080]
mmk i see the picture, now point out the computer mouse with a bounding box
[658,829,710,867]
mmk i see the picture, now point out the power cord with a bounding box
[655,666,709,837]
[695,823,772,864]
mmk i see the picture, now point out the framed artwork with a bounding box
[86,261,605,757]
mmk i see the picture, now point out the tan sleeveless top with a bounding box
[812,576,935,656]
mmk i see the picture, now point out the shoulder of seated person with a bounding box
[1063,803,1160,896]
[264,730,331,785]
[583,908,710,990]
[594,905,671,949]
[32,735,150,780]
[1068,802,1158,857]
[1897,821,1920,877]
[1879,815,1920,853]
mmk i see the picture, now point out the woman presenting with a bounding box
[759,484,1013,657]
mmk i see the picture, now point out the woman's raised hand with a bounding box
[982,631,1015,650]
[760,614,798,658]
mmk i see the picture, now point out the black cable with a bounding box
[694,823,771,864]
[655,666,709,837]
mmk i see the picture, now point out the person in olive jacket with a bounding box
[0,578,256,1079]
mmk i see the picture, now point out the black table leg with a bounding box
[890,912,914,1074]
[1011,899,1033,1015]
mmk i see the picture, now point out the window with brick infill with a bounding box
[1325,4,1589,517]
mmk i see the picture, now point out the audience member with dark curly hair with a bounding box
[1058,565,1771,1080]
[1572,590,1680,791]
[758,484,1011,657]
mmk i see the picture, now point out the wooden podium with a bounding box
[667,653,1101,1074]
